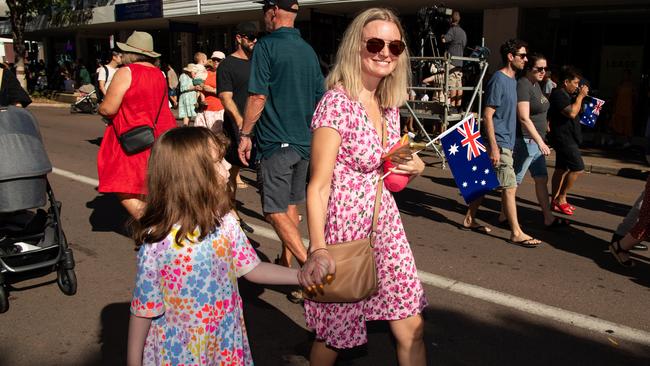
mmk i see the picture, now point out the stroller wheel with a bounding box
[0,285,8,313]
[57,267,77,296]
[70,105,77,114]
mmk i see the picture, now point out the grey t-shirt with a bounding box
[444,25,467,67]
[516,77,550,139]
[485,71,517,150]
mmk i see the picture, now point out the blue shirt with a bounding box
[248,27,325,159]
[485,71,517,150]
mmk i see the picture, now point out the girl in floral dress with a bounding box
[127,127,299,366]
[298,8,427,366]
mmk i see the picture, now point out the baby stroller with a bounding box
[70,85,99,114]
[0,106,77,313]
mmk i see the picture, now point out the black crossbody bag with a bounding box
[112,91,166,155]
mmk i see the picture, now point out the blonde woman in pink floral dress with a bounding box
[299,8,427,366]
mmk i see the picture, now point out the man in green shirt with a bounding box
[239,0,324,269]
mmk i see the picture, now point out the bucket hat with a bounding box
[183,63,198,73]
[116,31,161,58]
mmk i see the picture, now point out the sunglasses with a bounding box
[211,58,223,62]
[514,52,527,59]
[364,38,406,57]
[242,33,257,42]
[533,66,548,73]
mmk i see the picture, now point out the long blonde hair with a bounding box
[325,8,411,108]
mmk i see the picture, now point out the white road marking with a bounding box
[52,167,650,346]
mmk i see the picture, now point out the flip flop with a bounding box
[507,237,542,248]
[552,201,574,216]
[460,224,492,234]
[545,217,570,229]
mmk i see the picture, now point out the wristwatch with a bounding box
[240,131,252,138]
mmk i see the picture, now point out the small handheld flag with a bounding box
[438,115,500,204]
[579,97,605,128]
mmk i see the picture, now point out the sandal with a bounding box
[552,201,574,216]
[609,240,634,267]
[545,217,570,229]
[507,237,542,248]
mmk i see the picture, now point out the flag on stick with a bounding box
[438,115,500,204]
[579,96,605,128]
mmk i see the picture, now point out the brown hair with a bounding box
[132,127,232,247]
[121,51,156,65]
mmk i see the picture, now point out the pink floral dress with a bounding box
[304,87,427,349]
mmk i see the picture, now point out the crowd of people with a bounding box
[82,1,648,365]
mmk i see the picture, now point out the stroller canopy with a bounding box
[0,107,52,212]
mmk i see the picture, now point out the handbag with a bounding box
[304,117,386,303]
[112,91,166,155]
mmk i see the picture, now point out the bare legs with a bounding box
[532,176,555,226]
[551,168,583,205]
[266,204,307,266]
[309,314,425,366]
[116,193,145,219]
[475,188,539,244]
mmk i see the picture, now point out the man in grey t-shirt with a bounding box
[442,11,467,111]
[462,39,542,248]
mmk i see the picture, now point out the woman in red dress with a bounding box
[97,31,176,218]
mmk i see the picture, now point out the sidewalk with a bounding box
[546,132,649,179]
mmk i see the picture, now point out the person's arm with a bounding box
[299,127,338,289]
[517,101,550,155]
[127,315,151,366]
[98,80,107,96]
[98,67,131,117]
[218,91,243,128]
[237,94,267,166]
[243,262,298,285]
[561,85,589,119]
[483,106,500,166]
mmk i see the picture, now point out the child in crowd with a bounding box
[178,64,198,125]
[193,52,209,111]
[127,127,299,366]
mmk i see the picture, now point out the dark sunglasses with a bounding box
[533,66,548,73]
[365,38,406,57]
[514,52,527,59]
[242,33,257,41]
[211,58,223,62]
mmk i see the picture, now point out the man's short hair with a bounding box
[499,39,528,64]
[558,65,582,83]
[451,11,461,24]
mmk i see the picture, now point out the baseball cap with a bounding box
[236,21,259,35]
[210,51,226,60]
[255,0,299,13]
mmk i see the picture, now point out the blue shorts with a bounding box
[514,137,548,184]
[258,146,309,213]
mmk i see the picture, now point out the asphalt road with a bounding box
[1,106,649,365]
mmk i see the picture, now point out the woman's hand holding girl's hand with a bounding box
[389,153,425,176]
[298,249,336,290]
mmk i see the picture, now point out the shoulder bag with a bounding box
[112,90,166,155]
[304,117,386,303]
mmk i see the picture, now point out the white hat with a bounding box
[183,63,198,73]
[116,31,161,58]
[211,51,226,60]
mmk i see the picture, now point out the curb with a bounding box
[29,103,70,108]
[546,158,649,180]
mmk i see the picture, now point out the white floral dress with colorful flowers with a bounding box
[131,213,260,365]
[304,87,427,349]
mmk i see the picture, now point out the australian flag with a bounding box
[579,97,605,128]
[439,115,500,204]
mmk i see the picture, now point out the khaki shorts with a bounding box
[449,70,463,88]
[496,147,517,189]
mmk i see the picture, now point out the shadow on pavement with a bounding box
[86,194,131,237]
[568,193,636,217]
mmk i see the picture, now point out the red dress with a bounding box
[97,63,176,195]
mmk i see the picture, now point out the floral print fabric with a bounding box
[304,87,427,349]
[131,213,260,365]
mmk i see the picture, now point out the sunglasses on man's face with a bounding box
[364,38,406,57]
[211,58,223,62]
[533,66,548,73]
[242,34,257,42]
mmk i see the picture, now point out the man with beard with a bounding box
[218,21,259,234]
[461,39,542,248]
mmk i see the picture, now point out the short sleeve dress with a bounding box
[97,63,176,195]
[178,73,198,119]
[131,213,261,366]
[304,87,427,349]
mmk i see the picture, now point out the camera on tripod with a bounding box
[417,5,453,38]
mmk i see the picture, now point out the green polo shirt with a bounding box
[248,27,324,159]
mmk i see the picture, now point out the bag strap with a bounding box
[111,84,166,137]
[369,114,386,245]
